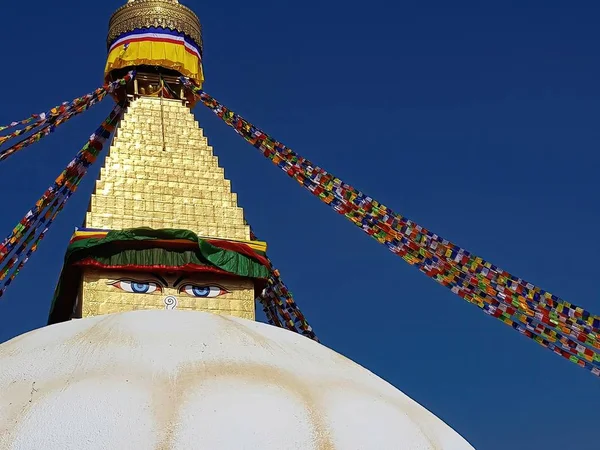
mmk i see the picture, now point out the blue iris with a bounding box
[192,286,210,297]
[132,283,150,294]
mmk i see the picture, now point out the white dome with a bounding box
[0,310,474,450]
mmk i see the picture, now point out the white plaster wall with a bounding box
[0,310,475,450]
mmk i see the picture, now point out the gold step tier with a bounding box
[86,97,250,240]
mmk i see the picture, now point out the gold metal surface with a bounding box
[107,0,202,50]
[81,96,255,320]
[86,97,250,240]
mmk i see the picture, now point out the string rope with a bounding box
[0,102,125,298]
[0,93,105,161]
[0,45,130,135]
[0,72,134,162]
[183,79,600,376]
[0,111,47,133]
[249,227,318,341]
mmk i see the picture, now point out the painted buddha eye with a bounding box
[180,285,228,298]
[110,280,161,294]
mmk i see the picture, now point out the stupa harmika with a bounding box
[0,1,476,448]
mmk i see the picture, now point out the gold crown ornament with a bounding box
[107,0,202,52]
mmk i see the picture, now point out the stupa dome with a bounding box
[0,310,474,449]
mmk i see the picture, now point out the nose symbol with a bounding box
[164,296,178,310]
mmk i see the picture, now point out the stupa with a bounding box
[0,1,475,448]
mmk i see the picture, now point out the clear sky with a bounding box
[1,0,599,448]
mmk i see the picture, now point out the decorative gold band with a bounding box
[107,0,202,51]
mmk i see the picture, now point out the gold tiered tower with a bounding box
[86,100,249,241]
[81,96,257,319]
[49,0,264,323]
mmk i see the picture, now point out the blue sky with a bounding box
[1,1,599,448]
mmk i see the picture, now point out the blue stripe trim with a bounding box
[109,26,201,55]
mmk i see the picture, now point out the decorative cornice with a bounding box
[107,0,202,52]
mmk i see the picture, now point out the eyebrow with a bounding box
[151,273,169,287]
[173,275,186,288]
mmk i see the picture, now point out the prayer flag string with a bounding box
[0,96,104,161]
[0,103,125,298]
[183,79,600,376]
[0,45,131,135]
[250,227,318,341]
[0,72,134,162]
[0,195,66,291]
[0,114,44,133]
